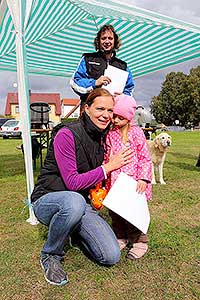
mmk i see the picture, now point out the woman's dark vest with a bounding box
[84,51,127,80]
[80,51,127,103]
[31,120,104,203]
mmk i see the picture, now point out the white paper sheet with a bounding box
[103,172,150,234]
[103,65,128,95]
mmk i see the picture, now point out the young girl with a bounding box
[104,94,152,261]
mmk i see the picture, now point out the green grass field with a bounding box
[0,131,199,300]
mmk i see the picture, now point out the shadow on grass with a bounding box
[0,153,40,179]
[38,224,48,240]
[166,160,198,172]
[170,152,198,160]
[0,154,25,178]
[167,152,199,171]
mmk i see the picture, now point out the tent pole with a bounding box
[15,28,38,225]
[7,0,38,225]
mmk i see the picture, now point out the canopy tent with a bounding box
[0,0,199,224]
[1,0,200,77]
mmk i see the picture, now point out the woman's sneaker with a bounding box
[40,255,68,286]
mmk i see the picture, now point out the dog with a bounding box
[21,136,40,170]
[147,132,172,184]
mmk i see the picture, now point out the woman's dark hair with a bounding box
[85,88,114,107]
[94,24,121,51]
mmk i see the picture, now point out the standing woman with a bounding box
[31,88,132,286]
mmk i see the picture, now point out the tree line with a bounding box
[150,65,200,128]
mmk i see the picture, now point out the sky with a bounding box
[0,0,200,115]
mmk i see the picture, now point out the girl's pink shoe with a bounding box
[118,239,128,251]
[126,242,148,260]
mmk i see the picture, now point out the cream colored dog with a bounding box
[147,132,172,184]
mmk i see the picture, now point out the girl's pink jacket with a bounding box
[105,125,152,200]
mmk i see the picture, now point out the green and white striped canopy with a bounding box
[0,0,200,78]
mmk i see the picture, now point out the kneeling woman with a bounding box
[31,88,132,286]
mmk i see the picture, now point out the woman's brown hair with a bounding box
[85,88,114,107]
[94,24,121,51]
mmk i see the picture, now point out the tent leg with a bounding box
[26,205,39,225]
[7,0,36,224]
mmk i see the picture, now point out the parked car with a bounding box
[0,117,14,127]
[0,119,21,139]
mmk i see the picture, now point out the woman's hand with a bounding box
[136,180,147,194]
[103,147,133,174]
[95,75,111,87]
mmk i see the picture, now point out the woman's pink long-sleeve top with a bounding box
[104,125,152,200]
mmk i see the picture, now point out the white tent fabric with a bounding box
[0,0,199,224]
[1,0,200,77]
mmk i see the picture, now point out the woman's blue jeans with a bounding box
[32,191,120,265]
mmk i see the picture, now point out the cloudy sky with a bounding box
[0,0,199,115]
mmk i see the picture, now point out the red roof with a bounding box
[62,98,80,106]
[5,92,61,115]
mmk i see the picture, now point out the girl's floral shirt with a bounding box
[104,125,152,200]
